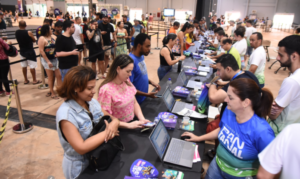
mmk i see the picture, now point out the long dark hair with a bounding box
[181,22,194,32]
[40,24,51,36]
[162,33,177,46]
[99,54,134,89]
[229,78,273,119]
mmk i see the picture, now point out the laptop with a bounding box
[149,119,195,168]
[162,87,193,113]
[179,71,202,89]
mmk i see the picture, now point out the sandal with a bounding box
[24,80,30,84]
[51,95,60,100]
[46,92,52,97]
[32,80,42,85]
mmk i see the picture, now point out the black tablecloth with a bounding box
[78,41,214,179]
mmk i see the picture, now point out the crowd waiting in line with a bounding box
[0,12,300,179]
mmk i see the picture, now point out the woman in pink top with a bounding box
[0,38,13,96]
[98,54,150,129]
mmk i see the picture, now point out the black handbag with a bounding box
[86,115,125,171]
[3,44,18,57]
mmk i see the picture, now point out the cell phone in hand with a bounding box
[143,122,156,127]
[77,49,83,52]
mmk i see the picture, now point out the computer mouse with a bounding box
[181,136,191,140]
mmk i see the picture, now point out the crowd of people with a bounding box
[0,11,299,179]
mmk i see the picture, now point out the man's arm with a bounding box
[56,50,78,57]
[257,166,277,179]
[207,84,227,104]
[248,64,258,74]
[28,31,36,42]
[136,90,158,98]
[149,79,161,92]
[269,102,284,120]
[86,29,95,40]
[130,26,135,37]
[210,52,225,60]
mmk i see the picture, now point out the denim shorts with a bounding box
[157,65,172,81]
[60,68,71,82]
[62,154,89,179]
[246,46,253,56]
[41,57,58,71]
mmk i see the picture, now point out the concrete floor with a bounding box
[0,17,293,179]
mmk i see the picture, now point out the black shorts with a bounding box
[89,52,104,62]
[126,41,131,49]
[76,44,84,51]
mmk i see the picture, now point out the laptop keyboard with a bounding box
[165,139,185,163]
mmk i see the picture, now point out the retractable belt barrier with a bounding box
[83,33,160,60]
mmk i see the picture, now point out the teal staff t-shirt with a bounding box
[216,108,275,177]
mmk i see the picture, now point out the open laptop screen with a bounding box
[149,119,170,159]
[179,71,188,86]
[162,88,175,111]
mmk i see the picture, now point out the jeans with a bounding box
[246,46,253,56]
[259,84,265,88]
[205,157,257,179]
[0,59,11,92]
[157,65,172,81]
[60,68,70,82]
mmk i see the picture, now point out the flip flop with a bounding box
[51,95,60,100]
[24,80,30,84]
[32,80,42,85]
[46,92,51,97]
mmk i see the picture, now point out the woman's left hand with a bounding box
[104,119,119,142]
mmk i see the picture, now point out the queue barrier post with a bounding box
[12,79,34,134]
[154,32,160,50]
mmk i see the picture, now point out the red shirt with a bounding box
[0,38,9,60]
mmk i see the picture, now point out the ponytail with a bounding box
[254,88,274,119]
[162,33,177,46]
[229,78,274,119]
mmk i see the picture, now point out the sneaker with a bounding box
[0,91,4,95]
[6,91,14,96]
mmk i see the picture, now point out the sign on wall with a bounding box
[97,4,122,21]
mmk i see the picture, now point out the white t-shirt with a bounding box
[245,26,257,46]
[231,25,236,36]
[246,46,266,84]
[110,23,115,40]
[72,24,83,45]
[214,36,218,45]
[258,124,300,179]
[233,38,247,56]
[269,68,300,135]
[245,26,257,38]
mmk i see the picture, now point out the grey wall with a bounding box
[277,0,300,24]
[1,0,18,6]
[217,0,300,24]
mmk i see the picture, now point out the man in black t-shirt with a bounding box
[81,17,89,64]
[205,54,260,158]
[122,15,135,51]
[98,15,117,78]
[87,20,104,79]
[55,20,79,81]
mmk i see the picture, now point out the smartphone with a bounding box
[143,122,156,127]
[78,49,83,52]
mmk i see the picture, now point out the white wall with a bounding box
[217,0,300,23]
[276,0,300,24]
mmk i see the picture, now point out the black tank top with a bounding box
[15,30,33,50]
[160,46,174,66]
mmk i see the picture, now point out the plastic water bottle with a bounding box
[166,78,172,90]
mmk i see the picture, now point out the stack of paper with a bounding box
[193,145,201,163]
[208,106,220,119]
[177,108,207,119]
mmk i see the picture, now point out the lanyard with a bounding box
[232,71,242,81]
[227,46,232,54]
